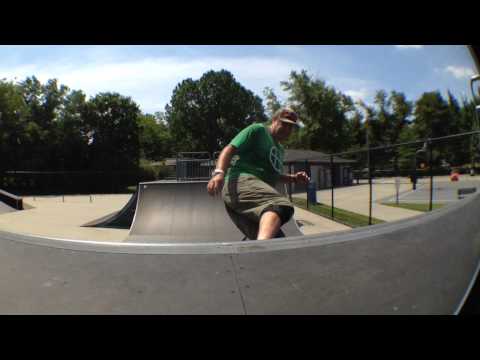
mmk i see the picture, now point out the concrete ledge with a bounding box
[0,189,23,210]
[458,187,476,199]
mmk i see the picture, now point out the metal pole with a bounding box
[470,74,480,175]
[368,149,373,226]
[365,111,372,225]
[176,153,179,182]
[305,159,309,210]
[288,163,293,202]
[429,142,434,211]
[330,155,334,219]
[366,113,370,179]
[395,153,399,205]
[62,169,65,203]
[412,153,417,191]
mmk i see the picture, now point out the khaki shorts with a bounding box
[222,175,293,240]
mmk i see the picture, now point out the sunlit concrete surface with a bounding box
[0,193,349,242]
[3,175,477,242]
[294,175,480,222]
[293,206,351,234]
[295,181,421,222]
[0,195,131,242]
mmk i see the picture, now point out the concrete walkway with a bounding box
[0,195,131,242]
[293,206,351,235]
[295,175,477,222]
[299,182,423,222]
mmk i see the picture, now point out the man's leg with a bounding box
[257,211,282,240]
[225,204,260,240]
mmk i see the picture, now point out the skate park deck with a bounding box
[0,190,477,314]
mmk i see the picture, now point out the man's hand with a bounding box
[207,173,225,196]
[294,171,310,184]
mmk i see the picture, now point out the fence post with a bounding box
[288,163,293,202]
[429,141,434,211]
[395,152,400,205]
[176,153,179,182]
[305,159,309,210]
[368,149,373,226]
[330,155,334,219]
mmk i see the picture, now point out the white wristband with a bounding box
[211,169,225,177]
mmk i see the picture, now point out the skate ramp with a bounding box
[126,181,302,243]
[83,190,138,229]
[0,201,16,214]
[0,191,478,313]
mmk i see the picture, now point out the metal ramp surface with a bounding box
[126,181,302,243]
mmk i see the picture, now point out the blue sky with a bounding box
[0,45,477,115]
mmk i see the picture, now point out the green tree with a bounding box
[459,96,480,168]
[413,91,452,167]
[57,90,90,169]
[346,109,366,149]
[280,70,354,153]
[138,113,173,160]
[359,90,412,149]
[396,124,417,171]
[389,91,413,145]
[17,76,70,169]
[263,86,283,117]
[82,92,141,171]
[0,80,30,173]
[413,91,451,139]
[372,90,413,170]
[166,70,267,154]
[444,91,469,166]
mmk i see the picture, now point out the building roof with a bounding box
[161,149,356,167]
[284,149,356,165]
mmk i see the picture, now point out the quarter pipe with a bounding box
[126,181,302,243]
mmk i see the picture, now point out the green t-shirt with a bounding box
[226,123,284,185]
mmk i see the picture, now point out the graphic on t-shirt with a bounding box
[230,155,240,166]
[227,123,283,185]
[269,146,283,174]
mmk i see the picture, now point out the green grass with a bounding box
[381,202,446,212]
[292,197,385,228]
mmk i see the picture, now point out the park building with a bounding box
[283,149,356,192]
[161,149,356,189]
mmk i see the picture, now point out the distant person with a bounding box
[450,169,460,182]
[410,172,418,190]
[207,108,310,240]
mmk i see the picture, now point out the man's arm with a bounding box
[279,174,297,183]
[207,144,237,196]
[279,171,310,184]
[215,144,237,174]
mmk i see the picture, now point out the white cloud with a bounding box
[344,88,370,102]
[444,65,475,79]
[0,56,301,114]
[395,45,424,49]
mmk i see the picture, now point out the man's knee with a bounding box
[260,205,294,226]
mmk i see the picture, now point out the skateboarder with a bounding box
[207,107,310,240]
